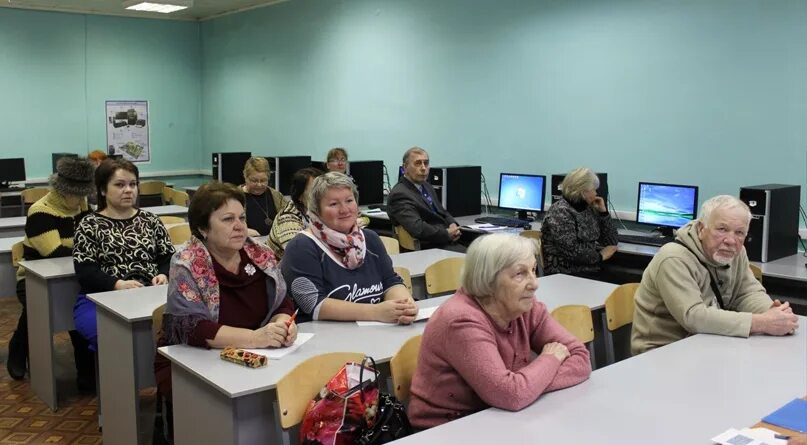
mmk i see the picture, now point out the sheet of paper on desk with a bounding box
[463,224,518,233]
[356,306,438,326]
[363,209,388,217]
[244,332,315,359]
[711,427,787,445]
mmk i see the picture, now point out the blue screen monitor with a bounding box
[498,173,546,219]
[636,182,699,232]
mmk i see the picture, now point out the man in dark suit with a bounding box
[388,147,465,252]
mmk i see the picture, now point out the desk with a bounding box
[142,205,188,218]
[159,296,448,445]
[18,256,78,411]
[89,285,167,445]
[390,249,465,298]
[393,315,807,445]
[0,215,26,237]
[0,236,22,297]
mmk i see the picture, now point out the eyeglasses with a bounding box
[247,177,269,185]
[328,158,347,164]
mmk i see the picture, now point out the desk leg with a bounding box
[97,309,143,445]
[172,364,278,445]
[27,275,78,411]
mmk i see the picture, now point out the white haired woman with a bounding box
[407,233,591,430]
[541,167,619,280]
[281,172,417,324]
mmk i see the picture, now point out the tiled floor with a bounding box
[0,297,158,444]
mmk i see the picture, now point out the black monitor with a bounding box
[636,182,699,236]
[0,158,26,188]
[348,160,385,205]
[498,173,546,220]
[265,156,311,195]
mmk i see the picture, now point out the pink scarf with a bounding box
[308,211,366,269]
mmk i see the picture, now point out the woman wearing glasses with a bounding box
[241,157,288,236]
[325,147,349,175]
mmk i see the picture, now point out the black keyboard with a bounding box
[474,216,530,228]
[617,233,673,247]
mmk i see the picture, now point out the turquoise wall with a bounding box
[201,0,807,212]
[0,8,202,179]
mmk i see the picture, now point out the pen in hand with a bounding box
[285,309,299,328]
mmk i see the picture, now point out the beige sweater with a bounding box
[631,220,772,355]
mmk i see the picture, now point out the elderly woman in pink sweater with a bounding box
[408,233,592,429]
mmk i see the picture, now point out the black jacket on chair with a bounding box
[387,177,457,249]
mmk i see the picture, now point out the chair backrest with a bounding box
[551,305,594,344]
[11,241,24,268]
[139,180,166,196]
[152,304,166,342]
[247,228,260,237]
[379,236,400,255]
[424,257,465,296]
[604,283,640,331]
[394,225,420,251]
[393,266,412,292]
[275,352,365,430]
[21,187,49,204]
[390,335,422,402]
[749,263,762,282]
[159,216,185,226]
[168,223,192,245]
[171,190,190,207]
[161,186,174,205]
[519,229,544,269]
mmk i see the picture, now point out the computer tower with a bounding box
[348,160,385,205]
[212,152,251,186]
[428,166,481,217]
[52,153,78,173]
[739,184,800,262]
[550,173,609,209]
[265,156,311,195]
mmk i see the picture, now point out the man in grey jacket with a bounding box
[631,195,798,355]
[387,147,464,251]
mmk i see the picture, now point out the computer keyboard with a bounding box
[474,216,531,228]
[617,233,673,247]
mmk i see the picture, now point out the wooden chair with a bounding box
[139,180,167,206]
[21,187,48,214]
[519,229,544,272]
[168,223,192,245]
[247,228,260,237]
[11,241,24,268]
[171,190,190,207]
[159,216,185,226]
[379,236,400,255]
[749,263,763,283]
[424,257,464,297]
[394,225,420,251]
[161,186,174,205]
[275,352,365,444]
[604,282,640,365]
[390,335,422,403]
[393,266,413,293]
[551,305,596,369]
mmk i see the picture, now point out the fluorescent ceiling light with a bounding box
[122,0,192,13]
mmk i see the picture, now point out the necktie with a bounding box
[419,185,437,212]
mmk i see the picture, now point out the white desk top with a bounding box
[394,315,807,445]
[88,285,167,322]
[18,256,74,279]
[184,186,199,192]
[755,253,807,282]
[0,236,22,254]
[158,296,449,398]
[535,274,617,311]
[390,249,465,277]
[142,205,188,216]
[0,216,26,230]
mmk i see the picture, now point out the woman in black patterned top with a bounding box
[541,167,619,281]
[72,159,175,355]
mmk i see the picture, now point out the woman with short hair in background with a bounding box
[241,156,288,236]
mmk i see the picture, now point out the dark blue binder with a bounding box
[762,398,807,433]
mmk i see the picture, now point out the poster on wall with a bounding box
[105,100,150,163]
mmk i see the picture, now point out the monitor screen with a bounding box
[498,173,546,215]
[636,182,699,229]
[0,158,26,185]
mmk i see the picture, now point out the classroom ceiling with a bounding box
[0,0,287,21]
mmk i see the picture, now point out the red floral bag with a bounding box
[300,358,380,445]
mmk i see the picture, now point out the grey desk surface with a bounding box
[757,253,807,282]
[88,285,167,322]
[18,256,74,279]
[0,236,21,254]
[0,216,26,230]
[535,273,616,311]
[389,249,465,277]
[141,204,188,217]
[394,315,807,445]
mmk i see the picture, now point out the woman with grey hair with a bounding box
[281,172,418,323]
[407,233,591,429]
[541,167,619,280]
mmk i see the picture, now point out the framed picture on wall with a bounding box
[105,100,150,163]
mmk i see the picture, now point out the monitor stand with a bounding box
[654,226,675,238]
[516,210,533,222]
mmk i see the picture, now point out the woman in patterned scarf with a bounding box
[281,172,418,324]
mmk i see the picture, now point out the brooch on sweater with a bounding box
[244,264,256,276]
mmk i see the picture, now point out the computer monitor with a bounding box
[498,173,546,220]
[0,158,26,188]
[348,160,385,205]
[636,182,699,235]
